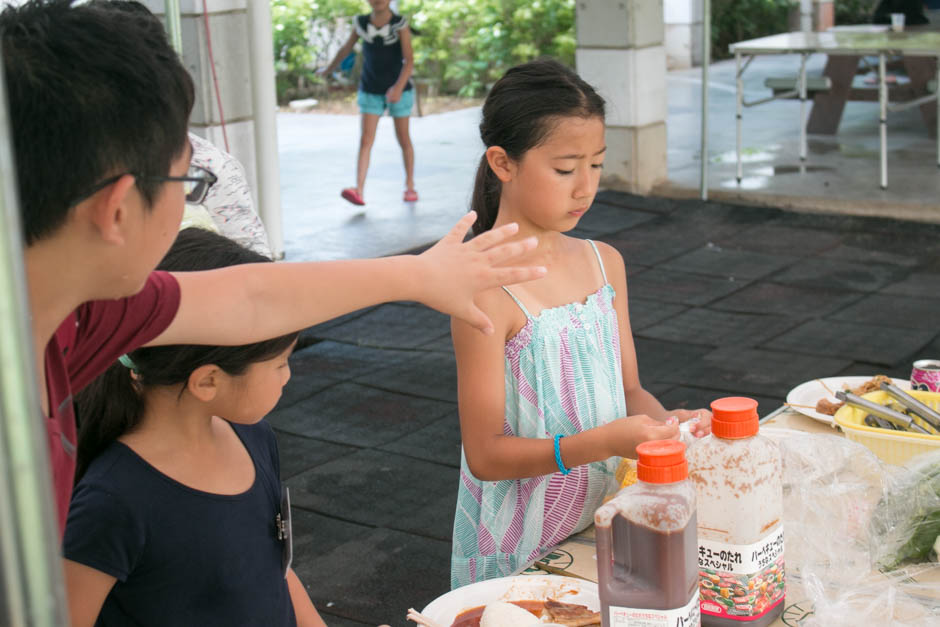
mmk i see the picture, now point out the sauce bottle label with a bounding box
[608,591,700,627]
[697,526,785,620]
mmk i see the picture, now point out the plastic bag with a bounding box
[764,431,940,626]
[871,449,940,571]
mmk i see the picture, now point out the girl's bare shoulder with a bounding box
[589,240,627,279]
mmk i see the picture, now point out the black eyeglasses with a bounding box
[71,164,218,206]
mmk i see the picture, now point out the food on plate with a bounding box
[815,397,843,416]
[814,375,892,415]
[542,598,601,626]
[851,375,893,396]
[450,598,600,627]
[479,601,540,627]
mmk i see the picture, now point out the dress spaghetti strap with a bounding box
[501,286,533,319]
[587,239,608,284]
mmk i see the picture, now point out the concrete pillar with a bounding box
[664,0,703,70]
[576,0,667,194]
[143,1,258,198]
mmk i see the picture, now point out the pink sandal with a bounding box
[341,188,365,206]
[403,189,419,202]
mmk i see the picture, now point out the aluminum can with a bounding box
[911,359,940,393]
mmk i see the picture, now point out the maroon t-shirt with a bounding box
[45,271,181,536]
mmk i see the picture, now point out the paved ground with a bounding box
[664,54,940,221]
[271,190,940,626]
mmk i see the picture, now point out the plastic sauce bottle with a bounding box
[595,440,700,627]
[686,397,785,626]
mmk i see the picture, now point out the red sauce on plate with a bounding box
[450,600,543,627]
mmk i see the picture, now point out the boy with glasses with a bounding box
[2,0,542,545]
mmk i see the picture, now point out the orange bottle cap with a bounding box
[711,396,759,439]
[636,439,688,484]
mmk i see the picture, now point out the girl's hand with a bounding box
[671,408,712,438]
[386,85,402,103]
[604,414,680,459]
[417,212,545,335]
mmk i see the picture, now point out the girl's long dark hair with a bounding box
[471,58,606,235]
[74,228,299,482]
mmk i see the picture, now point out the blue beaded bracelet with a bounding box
[553,434,571,475]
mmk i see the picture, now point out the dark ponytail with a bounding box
[74,228,300,482]
[470,57,606,235]
[74,363,145,481]
[470,154,502,234]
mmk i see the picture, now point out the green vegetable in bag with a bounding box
[871,452,940,571]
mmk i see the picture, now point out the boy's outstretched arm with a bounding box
[150,212,544,347]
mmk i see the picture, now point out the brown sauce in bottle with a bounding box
[607,511,699,611]
[595,441,700,627]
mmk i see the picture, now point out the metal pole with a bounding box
[936,58,939,169]
[0,57,68,626]
[800,0,813,32]
[736,51,743,184]
[164,0,182,56]
[700,0,711,200]
[879,53,887,189]
[799,53,808,162]
[247,0,285,259]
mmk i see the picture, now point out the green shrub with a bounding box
[271,0,575,102]
[834,0,878,24]
[272,0,362,103]
[402,0,575,97]
[711,0,795,60]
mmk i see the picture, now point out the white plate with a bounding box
[421,575,599,625]
[785,376,910,425]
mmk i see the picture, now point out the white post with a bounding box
[700,0,710,200]
[736,51,743,183]
[800,0,813,32]
[879,53,887,189]
[247,1,284,259]
[0,56,68,625]
[163,0,182,55]
[799,53,807,162]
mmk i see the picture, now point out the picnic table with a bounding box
[728,29,940,190]
[808,24,939,139]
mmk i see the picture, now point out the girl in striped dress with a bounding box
[450,59,712,588]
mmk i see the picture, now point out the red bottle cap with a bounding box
[636,440,688,484]
[711,397,760,439]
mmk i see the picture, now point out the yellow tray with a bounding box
[834,390,940,465]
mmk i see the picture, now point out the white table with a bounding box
[729,30,940,190]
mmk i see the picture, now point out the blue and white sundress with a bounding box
[451,240,627,588]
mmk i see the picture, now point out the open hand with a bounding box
[671,408,712,438]
[605,414,680,459]
[417,211,546,335]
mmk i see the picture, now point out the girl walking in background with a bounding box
[64,229,324,627]
[320,0,417,206]
[450,59,712,588]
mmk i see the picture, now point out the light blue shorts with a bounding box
[357,89,414,118]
